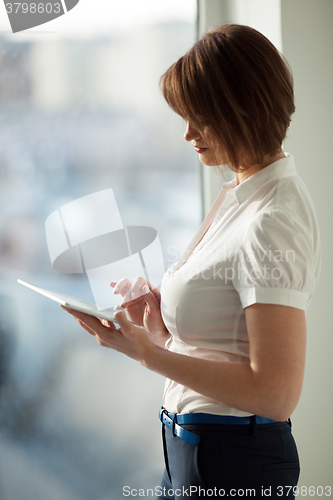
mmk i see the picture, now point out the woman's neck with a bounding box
[235,150,286,186]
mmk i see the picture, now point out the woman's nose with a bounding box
[183,122,201,142]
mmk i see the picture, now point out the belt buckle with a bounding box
[159,407,200,446]
[160,406,170,427]
[171,412,177,437]
[160,407,178,437]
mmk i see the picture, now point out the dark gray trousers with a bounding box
[158,418,300,499]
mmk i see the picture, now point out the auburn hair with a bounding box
[160,24,295,171]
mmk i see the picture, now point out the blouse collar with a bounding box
[233,153,297,206]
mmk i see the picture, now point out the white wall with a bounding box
[281,0,333,491]
[199,0,333,493]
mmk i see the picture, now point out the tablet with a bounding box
[17,279,118,323]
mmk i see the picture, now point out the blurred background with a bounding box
[0,1,332,499]
[0,1,200,499]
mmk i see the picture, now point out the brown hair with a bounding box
[160,24,295,171]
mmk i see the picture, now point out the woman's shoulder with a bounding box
[244,188,321,288]
[254,171,320,239]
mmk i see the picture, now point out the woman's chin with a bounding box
[199,153,228,169]
[199,157,217,167]
[199,158,228,172]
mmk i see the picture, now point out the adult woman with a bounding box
[63,24,321,499]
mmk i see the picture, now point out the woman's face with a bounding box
[183,121,226,167]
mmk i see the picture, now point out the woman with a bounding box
[63,24,321,499]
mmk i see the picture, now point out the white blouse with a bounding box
[160,154,321,416]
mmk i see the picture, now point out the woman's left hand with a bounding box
[62,306,158,365]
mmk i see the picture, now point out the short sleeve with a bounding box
[232,210,318,310]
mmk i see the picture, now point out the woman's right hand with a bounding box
[110,277,170,348]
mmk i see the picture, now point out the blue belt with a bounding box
[159,408,277,446]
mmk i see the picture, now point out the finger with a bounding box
[131,277,160,300]
[98,318,116,328]
[61,306,97,326]
[132,279,161,303]
[110,278,132,296]
[151,287,161,301]
[61,306,113,334]
[142,289,160,312]
[76,320,99,337]
[120,281,159,312]
[120,295,145,309]
[61,306,98,336]
[113,306,134,336]
[130,276,149,299]
[61,305,92,321]
[121,287,136,304]
[121,278,149,304]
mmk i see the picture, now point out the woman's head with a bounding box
[160,24,295,171]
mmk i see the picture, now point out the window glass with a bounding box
[0,2,198,498]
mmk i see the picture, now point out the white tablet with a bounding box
[17,279,118,323]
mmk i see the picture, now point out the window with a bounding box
[0,2,198,497]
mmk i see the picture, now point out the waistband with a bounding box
[159,407,278,446]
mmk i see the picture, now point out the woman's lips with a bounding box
[194,147,208,154]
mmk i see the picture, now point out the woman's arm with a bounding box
[142,303,306,421]
[63,302,306,421]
